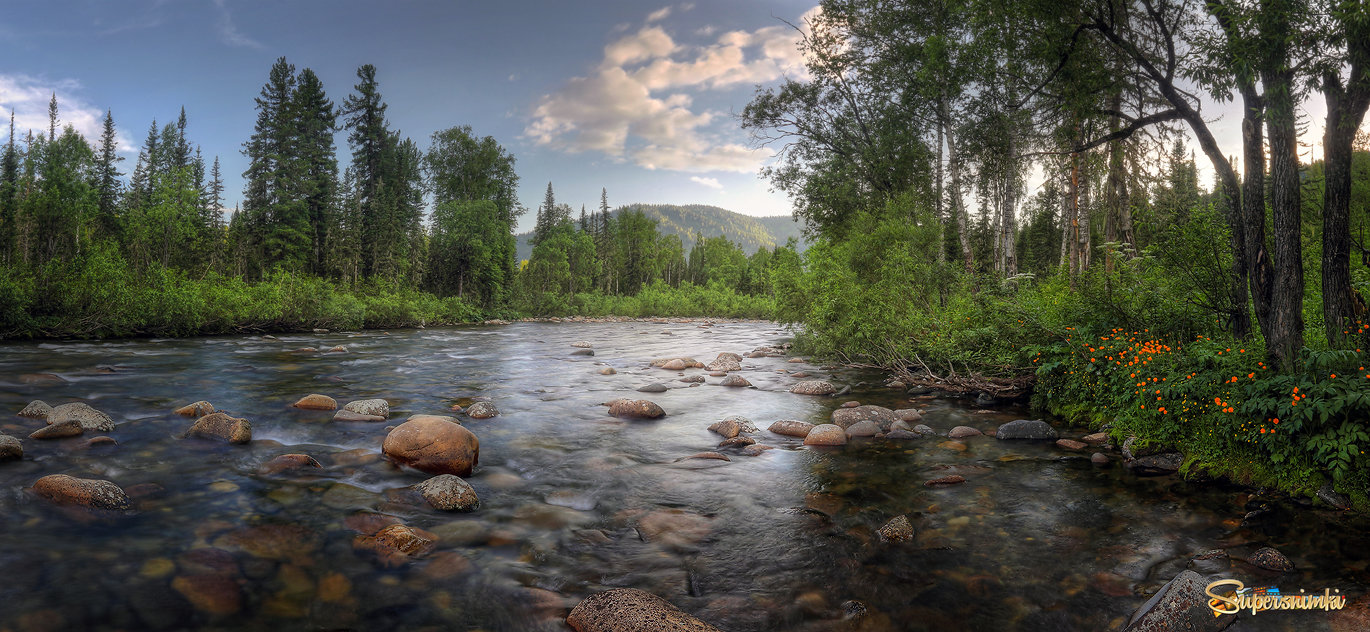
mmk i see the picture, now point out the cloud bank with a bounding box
[526,5,820,174]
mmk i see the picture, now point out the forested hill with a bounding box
[516,204,805,262]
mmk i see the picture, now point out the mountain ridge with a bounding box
[515,203,807,262]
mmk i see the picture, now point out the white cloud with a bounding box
[525,6,818,173]
[0,74,134,152]
[690,176,723,189]
[647,6,672,23]
[212,0,265,50]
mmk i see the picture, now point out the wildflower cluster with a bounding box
[1030,327,1370,494]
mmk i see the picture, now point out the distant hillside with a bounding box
[515,203,807,262]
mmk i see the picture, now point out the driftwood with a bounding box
[839,348,1034,400]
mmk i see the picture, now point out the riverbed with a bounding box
[1,321,1366,631]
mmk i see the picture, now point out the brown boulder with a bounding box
[567,588,723,632]
[259,454,322,475]
[32,474,130,511]
[635,509,712,548]
[334,409,385,422]
[353,524,438,567]
[1056,439,1088,450]
[175,401,215,417]
[382,417,479,476]
[171,574,243,616]
[894,408,923,422]
[48,402,115,432]
[342,399,389,417]
[830,405,898,430]
[789,380,836,396]
[718,374,750,387]
[740,444,774,456]
[30,418,84,439]
[1083,432,1110,445]
[803,424,847,446]
[877,515,914,542]
[291,394,337,410]
[948,426,982,439]
[845,420,881,437]
[1248,547,1294,572]
[717,436,755,448]
[661,359,687,370]
[186,412,253,444]
[683,452,730,462]
[0,434,21,461]
[411,474,480,512]
[768,420,815,437]
[17,400,52,419]
[607,399,666,419]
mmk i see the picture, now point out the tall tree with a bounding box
[292,68,339,277]
[340,64,398,279]
[1319,0,1370,348]
[93,110,123,240]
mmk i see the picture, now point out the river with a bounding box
[0,321,1366,631]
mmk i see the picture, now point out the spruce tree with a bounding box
[292,68,338,277]
[94,110,124,240]
[340,64,393,278]
[0,112,17,264]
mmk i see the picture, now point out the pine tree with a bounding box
[174,106,191,171]
[128,119,159,211]
[0,112,18,265]
[579,204,589,233]
[340,64,393,278]
[292,68,338,277]
[94,110,124,240]
[241,57,309,275]
[47,93,58,142]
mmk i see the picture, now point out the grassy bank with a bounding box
[0,256,774,339]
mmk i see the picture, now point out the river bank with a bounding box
[2,321,1368,630]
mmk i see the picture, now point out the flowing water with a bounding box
[0,321,1367,631]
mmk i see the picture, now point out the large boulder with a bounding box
[994,419,1059,440]
[382,417,480,477]
[607,399,666,419]
[804,424,847,446]
[17,400,53,419]
[1123,570,1235,632]
[48,402,115,432]
[830,405,898,431]
[768,420,815,438]
[32,474,130,511]
[343,399,389,418]
[1248,547,1294,572]
[789,380,836,396]
[1127,453,1183,476]
[567,588,723,632]
[660,359,687,370]
[412,474,480,512]
[0,435,22,461]
[186,413,253,444]
[948,426,982,439]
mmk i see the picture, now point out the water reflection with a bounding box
[0,322,1366,631]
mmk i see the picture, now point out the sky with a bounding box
[0,0,817,233]
[0,1,1341,234]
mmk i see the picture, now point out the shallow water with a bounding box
[0,321,1366,631]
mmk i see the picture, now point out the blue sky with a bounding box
[0,0,819,232]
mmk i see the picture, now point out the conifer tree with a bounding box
[93,110,123,239]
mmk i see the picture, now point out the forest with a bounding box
[0,59,782,338]
[742,0,1370,505]
[2,0,1369,504]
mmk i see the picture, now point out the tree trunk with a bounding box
[1264,66,1305,371]
[941,97,973,274]
[1239,84,1274,341]
[1322,65,1370,347]
[1000,133,1017,276]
